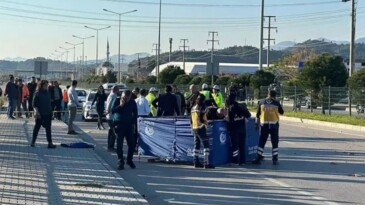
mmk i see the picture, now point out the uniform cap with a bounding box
[213,85,220,90]
[202,83,209,89]
[149,87,157,92]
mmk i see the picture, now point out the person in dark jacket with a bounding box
[131,87,140,100]
[49,81,63,120]
[112,90,138,170]
[92,85,108,130]
[152,85,180,117]
[31,80,56,149]
[27,77,37,117]
[4,75,16,119]
[14,78,22,118]
[185,84,200,115]
[226,88,251,165]
[172,85,186,116]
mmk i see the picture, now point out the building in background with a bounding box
[96,39,114,76]
[150,62,270,76]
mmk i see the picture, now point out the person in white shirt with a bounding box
[106,86,119,150]
[135,89,150,117]
[134,88,150,150]
[67,80,80,135]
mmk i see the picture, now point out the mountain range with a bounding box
[2,39,365,73]
[2,38,365,62]
[271,37,365,51]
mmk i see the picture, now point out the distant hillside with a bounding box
[3,39,365,74]
[109,53,150,64]
[356,37,365,44]
[129,40,365,75]
[272,41,296,51]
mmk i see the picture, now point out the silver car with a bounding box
[82,89,110,121]
[76,89,88,109]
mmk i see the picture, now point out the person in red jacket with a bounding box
[18,79,30,118]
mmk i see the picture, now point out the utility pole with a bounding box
[180,39,189,72]
[350,0,356,77]
[157,0,162,83]
[264,15,277,69]
[152,43,158,76]
[259,0,265,70]
[169,38,173,62]
[207,31,219,86]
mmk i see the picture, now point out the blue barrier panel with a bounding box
[211,120,232,165]
[138,118,176,160]
[174,119,196,162]
[138,117,241,166]
[244,118,260,162]
[174,120,230,165]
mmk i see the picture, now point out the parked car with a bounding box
[82,89,111,121]
[76,89,88,109]
[338,97,349,104]
[356,104,364,114]
[304,96,317,109]
[102,83,127,91]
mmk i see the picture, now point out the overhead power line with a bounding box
[102,0,341,8]
[2,0,363,21]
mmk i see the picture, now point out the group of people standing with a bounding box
[4,75,66,121]
[3,75,284,169]
[3,75,82,149]
[4,75,37,119]
[184,84,284,168]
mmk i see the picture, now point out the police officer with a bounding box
[253,90,284,165]
[200,84,217,107]
[212,85,223,108]
[112,90,138,170]
[226,88,251,165]
[146,87,158,116]
[191,94,215,169]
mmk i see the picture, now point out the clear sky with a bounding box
[0,0,364,60]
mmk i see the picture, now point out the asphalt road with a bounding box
[73,114,365,205]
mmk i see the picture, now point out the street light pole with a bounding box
[59,47,73,63]
[72,35,94,78]
[84,25,111,65]
[65,41,83,79]
[103,9,137,83]
[72,35,94,65]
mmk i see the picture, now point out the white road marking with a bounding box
[246,170,341,205]
[282,141,296,145]
[281,122,365,138]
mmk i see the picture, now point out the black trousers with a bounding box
[193,127,210,165]
[107,120,116,149]
[257,123,279,160]
[96,107,104,127]
[28,96,33,116]
[32,115,53,144]
[53,99,62,120]
[116,123,135,165]
[230,124,246,164]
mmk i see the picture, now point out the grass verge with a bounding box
[284,111,365,126]
[247,105,365,127]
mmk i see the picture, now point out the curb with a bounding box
[280,116,365,132]
[250,112,365,133]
